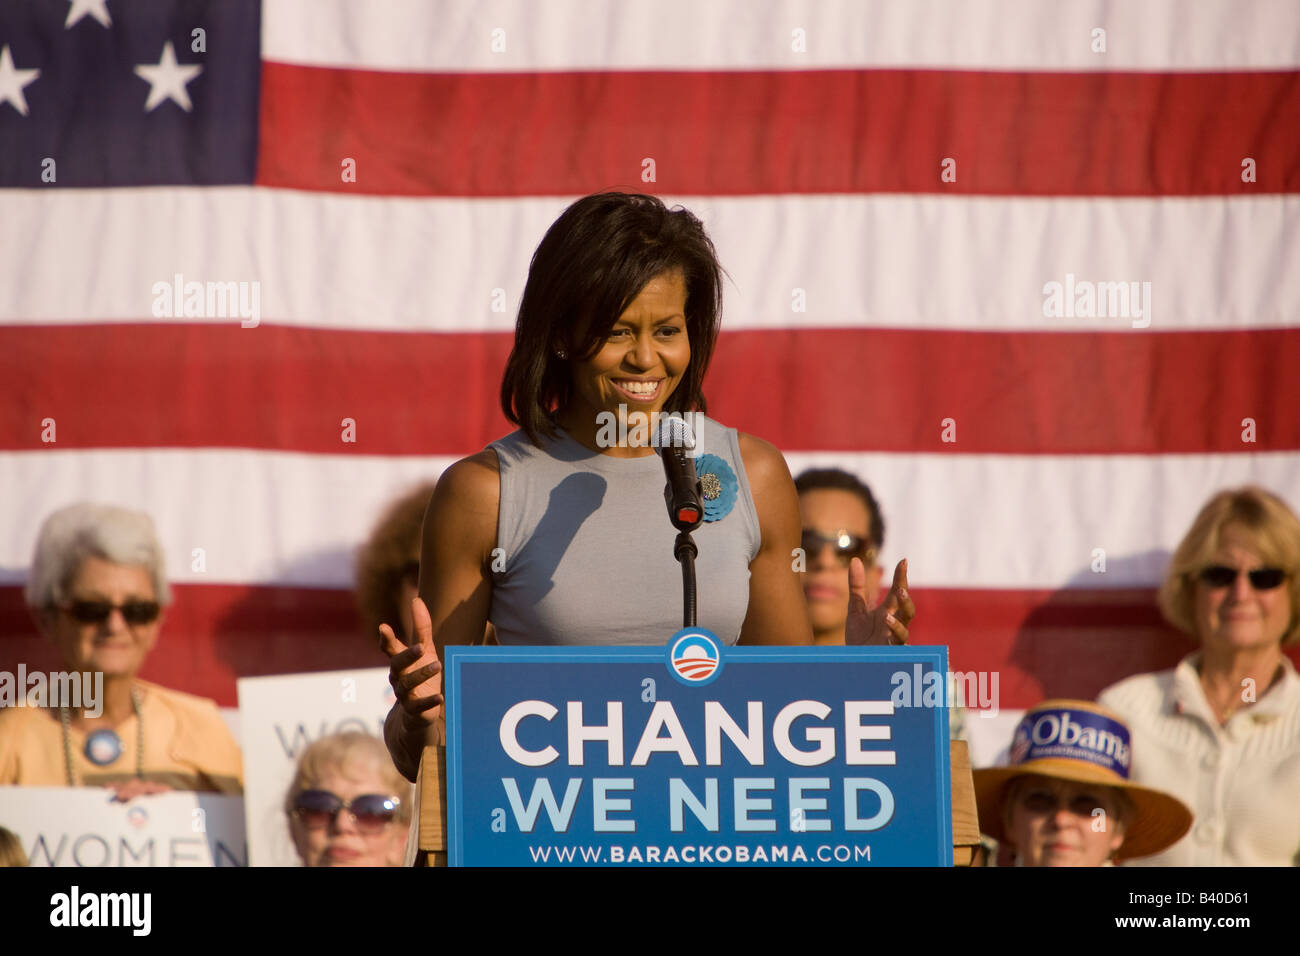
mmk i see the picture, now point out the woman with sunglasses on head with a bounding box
[0,503,243,798]
[1098,486,1300,865]
[378,193,914,788]
[286,732,413,867]
[793,468,956,741]
[793,468,901,646]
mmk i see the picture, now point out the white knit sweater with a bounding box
[1098,653,1300,866]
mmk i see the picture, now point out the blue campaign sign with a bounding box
[444,632,951,866]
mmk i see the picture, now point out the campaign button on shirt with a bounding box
[84,729,123,765]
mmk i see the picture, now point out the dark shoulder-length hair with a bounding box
[500,192,725,446]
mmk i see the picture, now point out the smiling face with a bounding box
[289,767,409,867]
[798,488,880,641]
[1193,524,1293,655]
[1004,775,1126,867]
[39,555,161,678]
[556,269,691,455]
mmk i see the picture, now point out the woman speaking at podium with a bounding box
[379,193,913,782]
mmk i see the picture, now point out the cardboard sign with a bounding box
[4,787,245,867]
[445,635,951,866]
[236,668,397,866]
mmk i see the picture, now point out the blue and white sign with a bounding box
[445,633,951,866]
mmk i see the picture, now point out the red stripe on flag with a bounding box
[8,584,1293,709]
[0,325,514,454]
[708,327,1300,454]
[256,64,1300,197]
[4,325,1299,454]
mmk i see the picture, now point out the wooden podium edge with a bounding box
[415,744,449,868]
[949,738,983,866]
[416,738,983,867]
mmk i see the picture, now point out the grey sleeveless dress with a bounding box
[488,415,761,646]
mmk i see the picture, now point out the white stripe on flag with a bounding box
[262,0,1300,72]
[3,448,1297,589]
[3,191,1296,331]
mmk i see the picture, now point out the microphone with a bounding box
[652,414,704,531]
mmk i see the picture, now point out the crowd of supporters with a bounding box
[2,477,1296,867]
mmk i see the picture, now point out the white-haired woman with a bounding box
[0,503,243,797]
[1099,486,1300,865]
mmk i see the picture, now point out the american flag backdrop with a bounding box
[2,0,1298,762]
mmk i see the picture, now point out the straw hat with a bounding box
[973,700,1193,862]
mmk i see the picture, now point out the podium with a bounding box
[413,739,984,866]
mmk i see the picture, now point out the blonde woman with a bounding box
[285,732,413,867]
[1099,486,1300,865]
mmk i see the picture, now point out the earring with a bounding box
[555,349,567,360]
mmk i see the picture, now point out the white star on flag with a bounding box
[64,0,112,29]
[0,44,40,117]
[134,41,203,112]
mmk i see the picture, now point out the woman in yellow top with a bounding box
[0,503,243,797]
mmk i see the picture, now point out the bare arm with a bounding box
[736,433,814,646]
[419,450,500,667]
[379,449,499,780]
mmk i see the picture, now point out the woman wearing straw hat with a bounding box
[974,700,1193,866]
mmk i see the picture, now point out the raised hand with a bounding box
[845,558,914,646]
[378,596,444,747]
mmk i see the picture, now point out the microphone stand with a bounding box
[674,531,698,627]
[654,415,704,629]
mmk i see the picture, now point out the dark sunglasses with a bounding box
[60,599,161,625]
[1019,788,1114,817]
[399,560,420,588]
[801,529,874,566]
[1197,565,1287,590]
[292,790,401,833]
